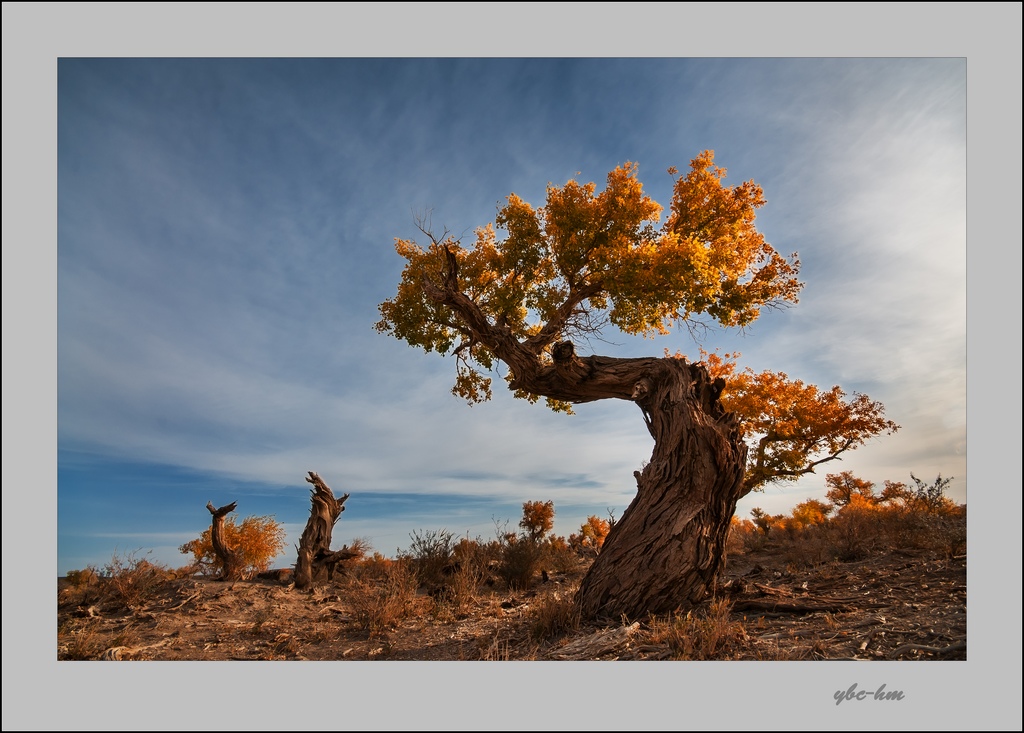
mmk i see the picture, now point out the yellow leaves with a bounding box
[569,515,611,552]
[519,500,555,540]
[825,471,878,507]
[790,499,832,529]
[377,152,805,411]
[544,397,575,414]
[691,350,899,491]
[654,150,801,328]
[452,368,492,405]
[594,152,802,335]
[541,163,663,288]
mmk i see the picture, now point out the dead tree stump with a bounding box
[205,501,242,581]
[294,472,355,590]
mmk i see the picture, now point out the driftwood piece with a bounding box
[206,501,242,581]
[550,622,642,660]
[294,472,351,590]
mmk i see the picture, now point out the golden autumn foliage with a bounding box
[179,514,287,578]
[569,515,612,553]
[824,471,880,507]
[519,500,555,541]
[698,351,899,491]
[789,498,833,530]
[376,151,801,408]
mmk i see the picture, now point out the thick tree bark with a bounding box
[294,472,351,590]
[575,358,750,620]
[205,501,242,581]
[501,340,749,619]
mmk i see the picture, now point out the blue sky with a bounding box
[53,56,970,574]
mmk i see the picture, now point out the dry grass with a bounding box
[58,620,105,660]
[345,559,424,637]
[645,598,746,660]
[477,630,514,661]
[529,587,582,641]
[101,549,172,608]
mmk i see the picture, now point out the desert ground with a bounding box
[58,541,965,662]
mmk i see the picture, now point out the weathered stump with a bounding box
[205,501,242,581]
[294,472,353,589]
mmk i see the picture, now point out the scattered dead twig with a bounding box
[858,629,879,652]
[887,641,966,659]
[165,591,202,612]
[849,616,887,629]
[631,646,672,660]
[736,610,816,619]
[758,628,842,641]
[101,638,171,661]
[732,599,856,614]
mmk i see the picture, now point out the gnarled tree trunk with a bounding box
[294,471,352,590]
[574,358,749,620]
[499,340,749,619]
[489,338,750,620]
[205,501,242,581]
[496,343,750,620]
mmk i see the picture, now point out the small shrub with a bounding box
[404,529,456,587]
[347,558,421,637]
[101,549,171,608]
[478,631,513,661]
[60,566,104,606]
[498,534,544,590]
[906,473,957,514]
[569,515,611,555]
[824,496,882,561]
[725,517,761,554]
[934,506,967,558]
[358,552,395,581]
[58,620,106,661]
[65,567,100,588]
[544,535,581,573]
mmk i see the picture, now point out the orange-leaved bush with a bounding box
[569,515,611,553]
[180,514,286,578]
